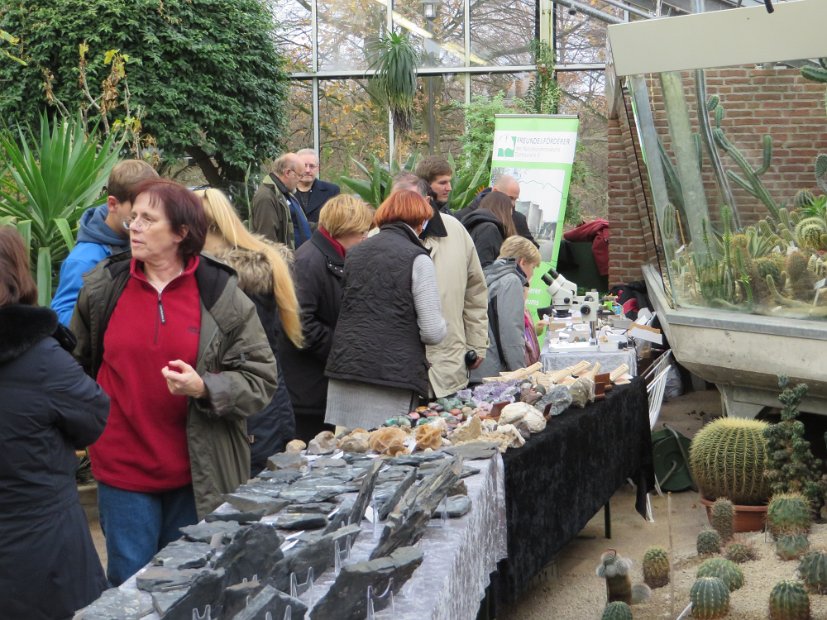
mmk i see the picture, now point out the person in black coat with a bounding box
[0,227,109,620]
[462,191,517,267]
[200,189,303,475]
[455,175,538,247]
[296,149,341,225]
[279,195,374,441]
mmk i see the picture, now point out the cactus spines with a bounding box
[711,498,734,542]
[601,601,633,620]
[768,493,812,539]
[697,557,745,592]
[596,549,633,604]
[769,580,810,620]
[794,189,816,209]
[689,417,771,505]
[777,534,811,561]
[697,529,722,556]
[724,538,758,563]
[690,576,730,619]
[817,154,827,193]
[642,546,669,589]
[799,550,827,594]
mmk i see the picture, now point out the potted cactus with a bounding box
[689,417,771,531]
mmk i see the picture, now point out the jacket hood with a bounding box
[462,208,503,231]
[77,204,129,248]
[0,305,58,364]
[483,258,526,288]
[212,245,275,298]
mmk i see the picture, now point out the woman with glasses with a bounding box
[198,188,303,475]
[279,194,374,441]
[71,179,277,586]
[0,227,109,619]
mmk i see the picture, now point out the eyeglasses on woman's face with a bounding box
[122,214,161,232]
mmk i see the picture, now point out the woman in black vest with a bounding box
[325,190,447,431]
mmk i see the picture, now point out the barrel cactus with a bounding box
[799,550,827,594]
[690,576,730,619]
[724,539,758,563]
[769,580,810,620]
[793,189,816,209]
[697,557,744,592]
[777,534,810,561]
[601,601,633,620]
[768,493,812,539]
[642,546,669,589]
[689,417,771,505]
[711,498,734,542]
[697,529,722,556]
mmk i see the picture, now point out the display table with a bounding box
[104,454,506,620]
[495,378,653,605]
[541,340,637,376]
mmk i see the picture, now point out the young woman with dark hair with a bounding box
[461,191,517,267]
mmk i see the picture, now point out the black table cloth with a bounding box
[496,377,654,604]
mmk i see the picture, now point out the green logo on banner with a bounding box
[495,134,516,158]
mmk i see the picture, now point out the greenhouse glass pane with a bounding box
[317,0,386,71]
[469,0,534,67]
[270,0,313,72]
[470,71,533,104]
[285,80,313,152]
[555,9,614,66]
[393,0,465,68]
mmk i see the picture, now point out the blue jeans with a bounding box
[97,482,198,586]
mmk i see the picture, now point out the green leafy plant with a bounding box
[368,31,419,135]
[446,153,491,211]
[338,152,420,208]
[456,94,512,173]
[521,39,560,116]
[764,377,827,515]
[769,580,810,620]
[0,28,26,65]
[0,112,120,305]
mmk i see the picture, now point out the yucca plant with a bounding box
[339,152,420,208]
[0,112,121,305]
[446,153,491,211]
[368,31,419,135]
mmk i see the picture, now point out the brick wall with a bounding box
[607,66,827,286]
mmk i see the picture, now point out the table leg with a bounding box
[604,502,612,539]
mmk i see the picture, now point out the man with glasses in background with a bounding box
[455,174,537,247]
[295,148,340,227]
[252,153,312,249]
[51,159,159,325]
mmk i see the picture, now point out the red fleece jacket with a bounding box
[564,219,610,276]
[91,257,201,492]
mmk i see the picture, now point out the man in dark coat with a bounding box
[295,149,341,225]
[455,175,538,246]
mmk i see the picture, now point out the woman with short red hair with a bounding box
[324,190,447,430]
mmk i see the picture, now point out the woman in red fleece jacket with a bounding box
[73,179,276,586]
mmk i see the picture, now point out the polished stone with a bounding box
[152,540,213,570]
[310,546,423,620]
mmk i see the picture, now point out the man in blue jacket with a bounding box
[51,159,158,325]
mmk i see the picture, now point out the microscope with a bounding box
[541,268,577,317]
[577,291,601,346]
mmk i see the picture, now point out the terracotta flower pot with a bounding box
[700,496,767,533]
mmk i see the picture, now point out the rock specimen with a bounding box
[338,428,371,453]
[371,457,461,559]
[267,452,307,471]
[374,467,417,521]
[205,510,263,524]
[441,494,472,518]
[76,587,154,620]
[443,441,499,461]
[225,493,288,516]
[232,585,307,620]
[275,512,328,530]
[349,459,383,525]
[307,431,337,455]
[536,384,573,417]
[180,520,241,544]
[136,566,209,592]
[286,439,307,453]
[221,578,264,619]
[415,423,443,451]
[216,523,284,587]
[450,415,482,443]
[310,546,424,620]
[257,469,302,485]
[368,426,409,456]
[153,568,226,620]
[152,540,213,570]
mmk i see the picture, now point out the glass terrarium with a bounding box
[607,1,827,416]
[620,43,827,317]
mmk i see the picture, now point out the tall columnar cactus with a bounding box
[768,493,812,539]
[601,601,633,620]
[801,58,827,119]
[769,580,811,620]
[697,529,722,556]
[596,550,633,604]
[798,550,827,594]
[690,576,730,619]
[689,417,771,505]
[697,557,745,592]
[711,498,734,543]
[816,154,827,194]
[776,534,810,561]
[764,377,827,515]
[642,546,669,589]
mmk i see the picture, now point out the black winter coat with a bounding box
[213,246,296,475]
[455,187,538,247]
[0,305,109,620]
[279,230,344,439]
[296,179,341,224]
[462,209,507,268]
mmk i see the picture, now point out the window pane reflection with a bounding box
[317,0,386,71]
[393,0,465,68]
[285,80,313,151]
[270,0,312,71]
[470,0,534,66]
